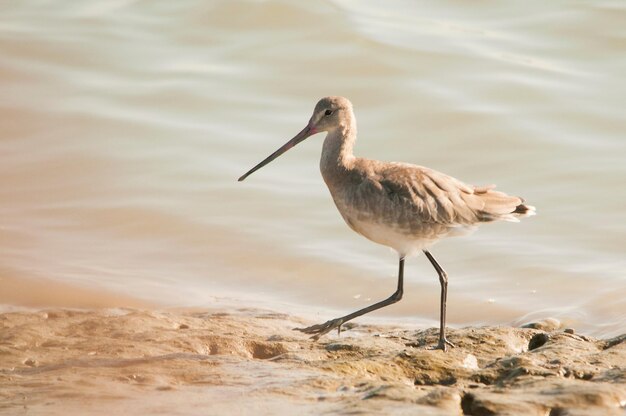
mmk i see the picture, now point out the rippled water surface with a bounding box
[1,0,624,336]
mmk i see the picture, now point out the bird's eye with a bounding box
[325,109,333,116]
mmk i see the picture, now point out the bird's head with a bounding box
[308,96,353,133]
[238,96,353,182]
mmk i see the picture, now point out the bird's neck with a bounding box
[320,119,357,181]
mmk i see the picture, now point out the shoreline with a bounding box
[1,303,624,415]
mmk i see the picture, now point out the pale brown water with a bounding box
[0,1,624,337]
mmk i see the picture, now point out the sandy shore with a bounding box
[1,299,624,415]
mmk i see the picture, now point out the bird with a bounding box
[238,96,535,351]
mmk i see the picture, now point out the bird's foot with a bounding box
[432,337,456,352]
[294,317,345,341]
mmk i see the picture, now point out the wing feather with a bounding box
[349,161,525,227]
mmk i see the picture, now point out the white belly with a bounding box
[343,217,430,257]
[343,214,476,258]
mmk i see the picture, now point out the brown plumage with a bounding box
[239,96,535,350]
[337,160,531,232]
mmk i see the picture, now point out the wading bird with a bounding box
[238,96,535,351]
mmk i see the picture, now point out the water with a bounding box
[1,0,624,337]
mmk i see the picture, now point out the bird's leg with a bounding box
[295,257,405,340]
[423,250,455,352]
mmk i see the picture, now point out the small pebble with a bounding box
[462,354,479,370]
[179,324,190,329]
[564,328,575,334]
[22,358,38,367]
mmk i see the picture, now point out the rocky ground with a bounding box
[0,307,624,415]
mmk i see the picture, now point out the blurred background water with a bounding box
[0,0,624,337]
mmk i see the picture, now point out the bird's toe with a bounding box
[293,318,344,340]
[432,337,455,352]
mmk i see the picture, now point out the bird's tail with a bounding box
[513,203,536,219]
[472,186,536,223]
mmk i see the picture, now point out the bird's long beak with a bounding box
[238,124,318,181]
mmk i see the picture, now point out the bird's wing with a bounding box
[356,162,522,226]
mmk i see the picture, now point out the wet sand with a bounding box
[1,281,624,415]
